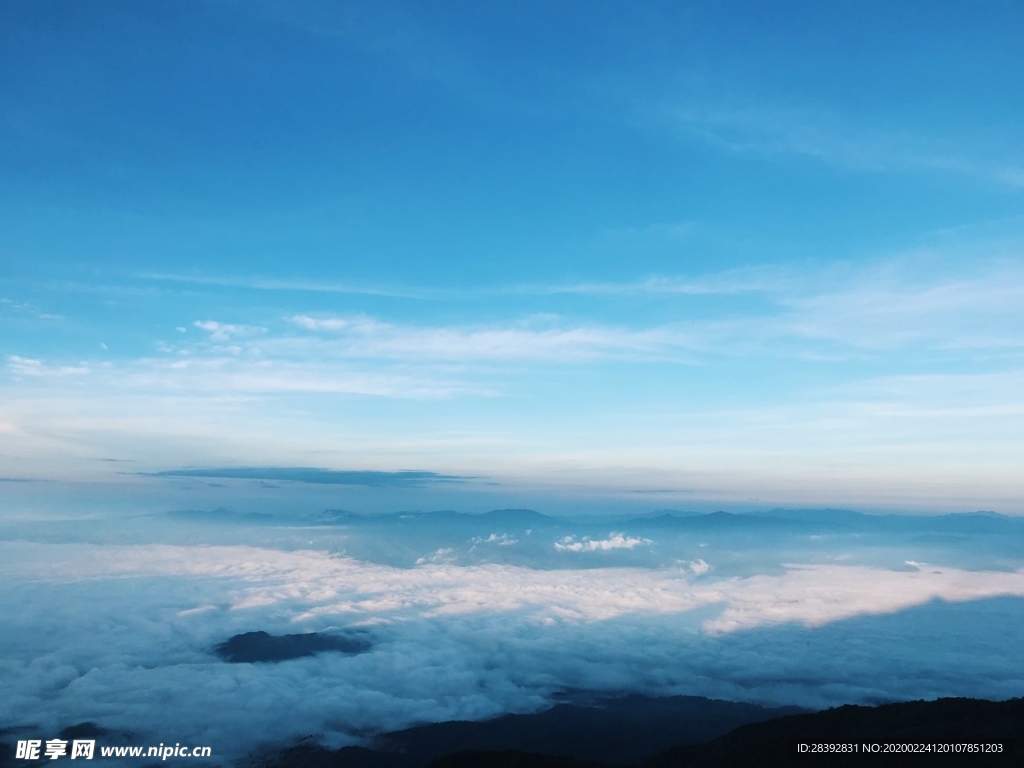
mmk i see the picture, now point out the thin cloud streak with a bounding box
[143,467,469,487]
[282,315,699,362]
[139,272,441,299]
[507,275,778,297]
[660,102,1024,188]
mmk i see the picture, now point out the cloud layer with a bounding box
[3,527,1024,764]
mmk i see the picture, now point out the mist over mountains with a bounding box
[148,505,1024,574]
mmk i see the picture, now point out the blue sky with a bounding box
[2,0,1023,510]
[3,5,1024,753]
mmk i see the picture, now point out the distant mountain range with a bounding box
[249,695,1022,768]
[306,507,1024,536]
[152,504,1024,538]
[315,508,554,526]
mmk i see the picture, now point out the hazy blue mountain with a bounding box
[161,507,275,524]
[479,509,555,525]
[627,512,797,531]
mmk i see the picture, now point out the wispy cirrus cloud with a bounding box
[287,314,389,333]
[6,355,89,378]
[11,257,1024,403]
[776,261,1024,352]
[139,269,771,302]
[4,352,482,402]
[661,102,1024,187]
[139,270,779,300]
[0,297,63,321]
[140,272,439,299]
[5,254,1024,499]
[279,258,1024,357]
[507,267,787,297]
[8,259,1024,401]
[283,314,697,362]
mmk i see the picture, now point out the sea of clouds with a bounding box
[2,506,1024,765]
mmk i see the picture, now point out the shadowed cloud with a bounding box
[141,467,470,487]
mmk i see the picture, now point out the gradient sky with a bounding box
[2,0,1023,510]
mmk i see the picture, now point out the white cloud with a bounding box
[9,542,1024,634]
[193,320,265,342]
[286,314,389,333]
[6,356,89,377]
[471,533,518,547]
[289,314,350,331]
[688,559,710,575]
[414,547,456,565]
[554,532,652,552]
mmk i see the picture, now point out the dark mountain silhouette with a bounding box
[372,694,804,765]
[254,745,411,768]
[648,696,1022,767]
[428,753,605,768]
[252,695,803,768]
[251,696,1020,768]
[57,722,109,741]
[214,631,372,663]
